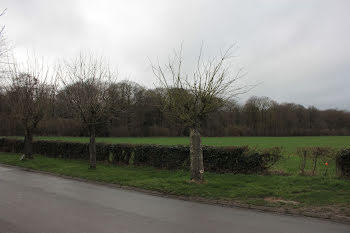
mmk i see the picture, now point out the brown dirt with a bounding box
[264,197,300,205]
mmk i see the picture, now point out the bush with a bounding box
[309,147,335,175]
[296,147,335,175]
[297,147,310,175]
[336,148,350,178]
[0,138,282,174]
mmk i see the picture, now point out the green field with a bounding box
[5,136,350,154]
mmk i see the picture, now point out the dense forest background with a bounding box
[1,80,349,137]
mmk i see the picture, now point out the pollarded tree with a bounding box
[152,44,249,183]
[6,58,56,159]
[57,53,117,169]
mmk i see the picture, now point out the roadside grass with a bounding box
[0,152,349,215]
[4,136,350,155]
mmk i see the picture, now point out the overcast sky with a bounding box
[2,0,350,110]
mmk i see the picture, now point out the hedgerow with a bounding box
[0,138,281,173]
[296,147,336,175]
[336,148,350,178]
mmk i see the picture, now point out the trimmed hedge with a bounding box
[0,138,281,173]
[336,148,350,178]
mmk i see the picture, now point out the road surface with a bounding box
[0,165,348,233]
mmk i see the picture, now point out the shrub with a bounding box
[297,147,336,175]
[259,147,283,170]
[336,148,350,178]
[0,138,282,174]
[309,147,335,175]
[297,147,310,175]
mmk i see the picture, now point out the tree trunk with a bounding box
[300,150,307,175]
[23,129,33,159]
[89,126,97,169]
[190,128,204,183]
[312,154,318,175]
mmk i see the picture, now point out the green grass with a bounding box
[4,136,350,155]
[0,152,349,214]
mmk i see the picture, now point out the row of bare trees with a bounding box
[1,44,247,182]
[2,51,350,183]
[2,54,118,169]
[1,10,349,182]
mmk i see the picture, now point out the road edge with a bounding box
[1,163,349,225]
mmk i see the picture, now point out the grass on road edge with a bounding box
[1,152,349,218]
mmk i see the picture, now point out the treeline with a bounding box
[1,80,349,137]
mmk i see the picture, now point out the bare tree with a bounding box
[0,9,9,69]
[152,44,250,183]
[57,53,117,169]
[6,56,56,159]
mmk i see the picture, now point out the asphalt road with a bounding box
[0,165,349,233]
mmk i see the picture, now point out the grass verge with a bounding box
[0,152,349,221]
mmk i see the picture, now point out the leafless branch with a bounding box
[151,43,252,128]
[56,52,117,130]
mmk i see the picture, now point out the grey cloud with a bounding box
[1,0,349,110]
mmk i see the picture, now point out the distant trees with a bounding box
[6,58,55,159]
[57,53,117,169]
[152,45,248,183]
[0,85,349,139]
[108,80,145,136]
